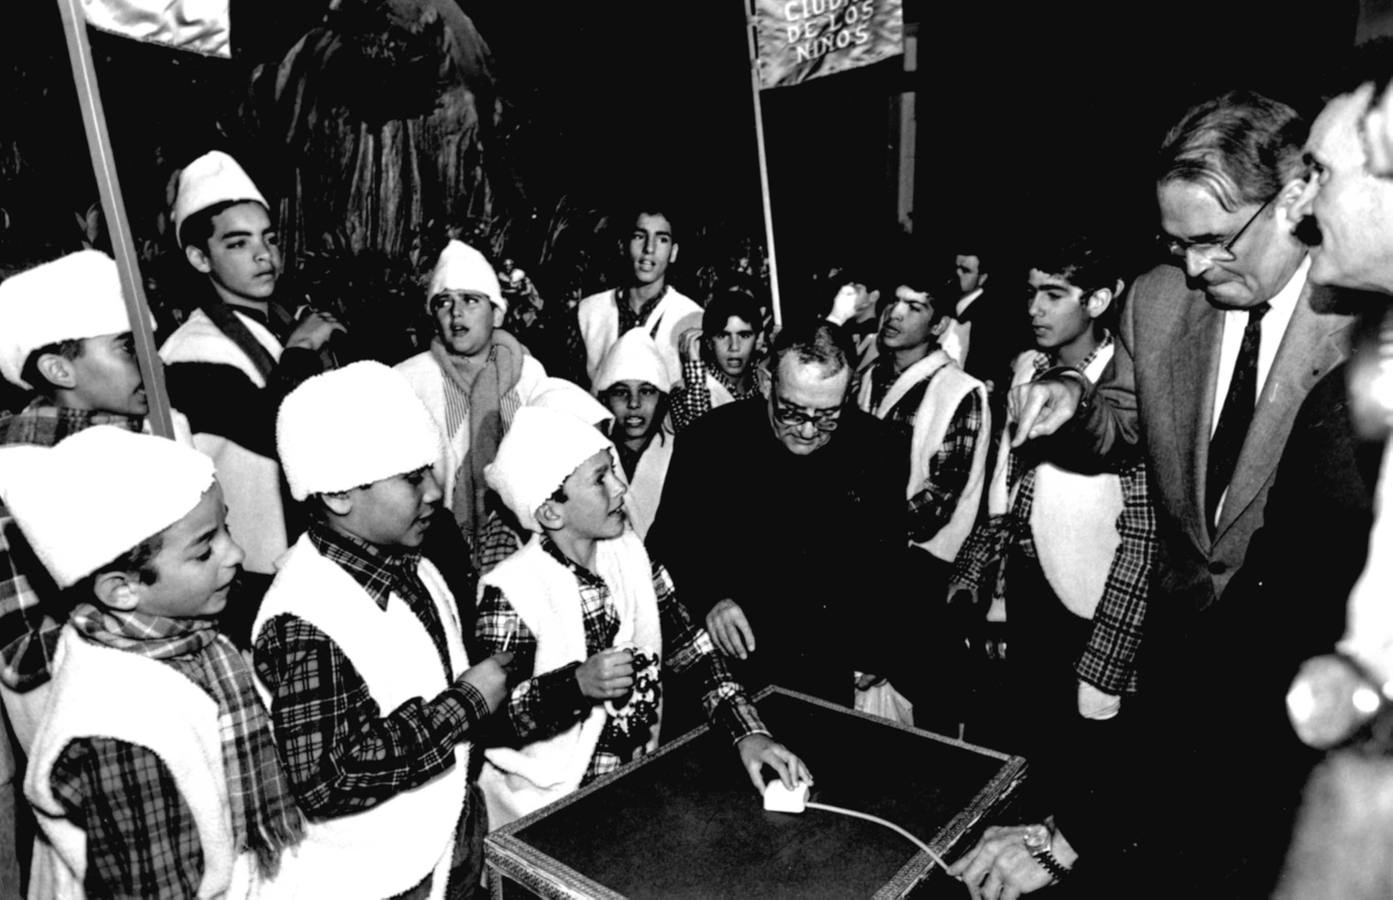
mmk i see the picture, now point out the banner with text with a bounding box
[753,0,903,90]
[83,0,230,57]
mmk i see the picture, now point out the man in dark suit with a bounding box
[957,91,1359,898]
[938,246,1030,426]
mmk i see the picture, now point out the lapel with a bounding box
[1163,285,1223,548]
[1215,282,1355,540]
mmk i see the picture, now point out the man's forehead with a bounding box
[210,201,272,234]
[719,315,756,332]
[433,288,492,301]
[634,213,673,234]
[1308,84,1375,166]
[776,356,849,399]
[895,285,932,303]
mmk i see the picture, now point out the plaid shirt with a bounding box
[47,646,216,898]
[0,403,145,697]
[955,336,1157,694]
[253,524,489,821]
[669,358,770,433]
[474,536,766,784]
[866,357,983,544]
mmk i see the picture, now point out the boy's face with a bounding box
[134,484,244,619]
[339,466,442,549]
[66,332,147,415]
[628,213,677,286]
[430,290,501,359]
[709,315,758,378]
[1027,268,1094,353]
[879,286,937,351]
[551,450,627,541]
[186,201,282,304]
[600,380,663,444]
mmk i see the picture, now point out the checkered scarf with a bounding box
[69,602,304,875]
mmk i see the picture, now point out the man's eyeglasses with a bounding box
[1159,194,1276,262]
[770,395,842,431]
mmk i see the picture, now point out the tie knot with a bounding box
[1248,302,1272,324]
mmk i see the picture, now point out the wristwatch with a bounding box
[1022,824,1071,882]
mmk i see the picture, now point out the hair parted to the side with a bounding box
[178,198,266,251]
[1157,89,1307,212]
[1027,234,1124,297]
[771,319,850,384]
[702,289,762,337]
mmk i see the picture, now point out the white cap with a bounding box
[277,361,443,501]
[0,251,145,389]
[485,406,614,532]
[592,329,671,394]
[532,376,613,429]
[172,150,269,248]
[427,240,505,314]
[0,427,215,588]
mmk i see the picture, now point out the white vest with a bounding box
[26,629,258,900]
[395,351,548,503]
[577,288,702,389]
[252,535,469,900]
[986,347,1124,620]
[478,532,662,828]
[159,308,287,575]
[619,434,675,540]
[859,351,991,563]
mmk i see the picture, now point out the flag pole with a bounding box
[745,0,783,330]
[54,0,174,438]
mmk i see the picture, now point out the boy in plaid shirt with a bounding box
[253,361,511,898]
[475,405,809,829]
[1,426,303,898]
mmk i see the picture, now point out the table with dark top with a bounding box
[486,687,1026,899]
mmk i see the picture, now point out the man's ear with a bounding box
[535,500,564,531]
[93,571,142,611]
[978,270,989,287]
[670,242,679,265]
[321,491,353,518]
[185,243,213,275]
[491,305,505,329]
[35,353,78,390]
[1275,175,1315,234]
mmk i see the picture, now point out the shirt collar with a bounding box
[539,534,606,587]
[308,522,422,611]
[955,288,985,317]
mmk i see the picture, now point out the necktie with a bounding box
[1206,302,1271,531]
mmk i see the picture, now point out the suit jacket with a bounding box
[1068,262,1356,617]
[955,287,1032,398]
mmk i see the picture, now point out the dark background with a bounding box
[0,0,1370,322]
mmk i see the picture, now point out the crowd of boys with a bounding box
[6,55,1393,897]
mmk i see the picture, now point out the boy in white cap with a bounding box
[474,405,810,828]
[0,249,199,744]
[160,149,344,576]
[253,361,512,898]
[396,239,547,565]
[0,426,303,898]
[592,329,676,539]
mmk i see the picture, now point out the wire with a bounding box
[804,801,951,872]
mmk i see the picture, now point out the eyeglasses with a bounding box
[1159,194,1276,262]
[770,394,843,431]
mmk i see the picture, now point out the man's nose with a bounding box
[1184,247,1216,279]
[626,392,641,409]
[422,470,443,505]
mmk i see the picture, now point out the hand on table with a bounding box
[947,825,1056,900]
[736,734,812,794]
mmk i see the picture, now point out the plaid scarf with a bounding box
[69,603,304,876]
[0,400,144,447]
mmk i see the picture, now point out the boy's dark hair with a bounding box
[626,203,681,244]
[20,339,86,397]
[67,532,166,615]
[771,320,849,382]
[178,198,264,251]
[1027,235,1123,296]
[703,290,762,337]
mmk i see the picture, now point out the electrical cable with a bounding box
[804,801,950,872]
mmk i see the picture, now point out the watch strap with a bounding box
[1030,846,1071,882]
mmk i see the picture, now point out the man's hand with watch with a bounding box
[948,820,1078,899]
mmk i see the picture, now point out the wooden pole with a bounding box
[745,0,783,329]
[54,0,174,438]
